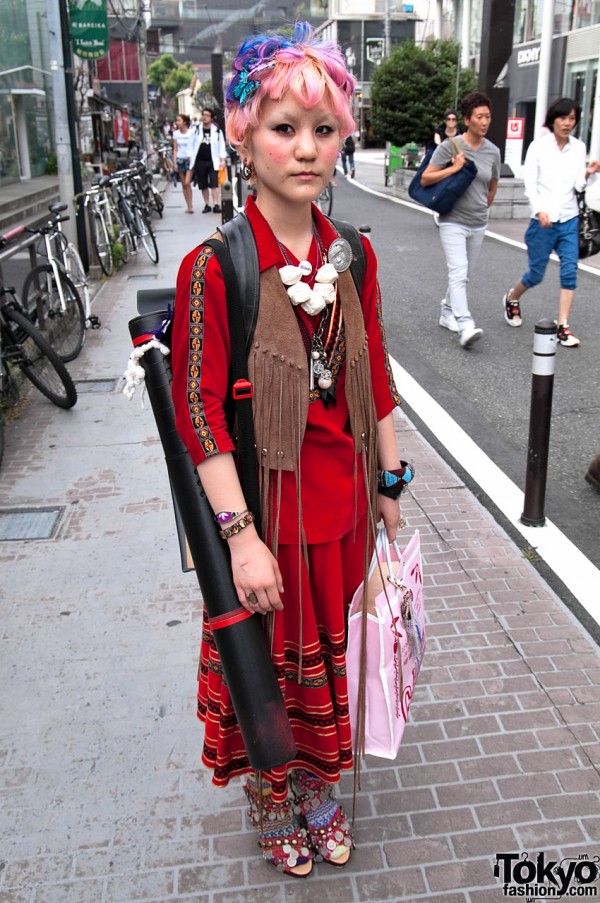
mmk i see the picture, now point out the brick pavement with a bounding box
[1,181,600,903]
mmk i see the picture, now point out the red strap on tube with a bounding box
[209,608,254,630]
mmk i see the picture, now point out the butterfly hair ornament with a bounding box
[229,60,276,107]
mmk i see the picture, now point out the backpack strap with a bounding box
[218,214,260,352]
[218,213,367,350]
[203,236,262,537]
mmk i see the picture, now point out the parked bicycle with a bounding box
[110,169,159,265]
[83,177,118,277]
[11,219,85,363]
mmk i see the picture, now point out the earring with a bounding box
[241,161,254,181]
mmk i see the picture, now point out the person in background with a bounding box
[172,114,195,214]
[502,98,600,347]
[191,107,227,213]
[431,109,462,149]
[421,92,500,349]
[171,21,405,880]
[341,133,355,177]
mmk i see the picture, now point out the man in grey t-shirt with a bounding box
[422,92,501,348]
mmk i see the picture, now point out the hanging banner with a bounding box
[69,0,109,60]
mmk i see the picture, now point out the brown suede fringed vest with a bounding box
[249,264,378,553]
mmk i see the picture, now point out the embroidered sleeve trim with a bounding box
[186,246,221,457]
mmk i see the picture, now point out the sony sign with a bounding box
[517,45,541,66]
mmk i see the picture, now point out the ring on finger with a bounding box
[246,591,259,605]
[398,516,407,530]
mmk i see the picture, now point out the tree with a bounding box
[370,40,477,147]
[148,53,194,100]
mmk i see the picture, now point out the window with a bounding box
[96,40,139,81]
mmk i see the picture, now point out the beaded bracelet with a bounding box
[214,509,248,525]
[218,511,255,540]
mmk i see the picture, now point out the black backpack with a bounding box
[218,212,366,349]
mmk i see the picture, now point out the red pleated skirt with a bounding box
[196,519,368,802]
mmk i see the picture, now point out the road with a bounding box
[331,174,600,598]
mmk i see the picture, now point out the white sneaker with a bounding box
[439,312,459,332]
[459,325,483,348]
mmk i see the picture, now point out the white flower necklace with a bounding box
[276,230,339,316]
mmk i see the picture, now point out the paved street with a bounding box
[1,176,600,902]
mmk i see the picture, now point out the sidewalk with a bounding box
[1,181,600,903]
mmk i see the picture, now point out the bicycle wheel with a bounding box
[315,183,333,216]
[63,244,91,317]
[134,208,159,264]
[151,186,164,218]
[2,306,77,408]
[22,265,86,362]
[88,209,113,276]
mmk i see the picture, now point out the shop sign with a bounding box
[69,0,109,60]
[517,45,541,67]
[366,38,384,65]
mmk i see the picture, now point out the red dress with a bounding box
[171,198,400,800]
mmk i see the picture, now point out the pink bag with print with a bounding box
[347,527,425,760]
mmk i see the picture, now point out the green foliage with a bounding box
[165,62,194,98]
[371,40,477,147]
[148,54,179,88]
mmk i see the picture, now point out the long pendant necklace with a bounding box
[276,226,339,400]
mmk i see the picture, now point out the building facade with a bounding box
[0,0,55,186]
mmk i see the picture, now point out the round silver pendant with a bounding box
[298,259,312,276]
[327,238,352,272]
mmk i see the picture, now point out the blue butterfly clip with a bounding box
[232,70,261,107]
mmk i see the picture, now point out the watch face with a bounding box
[328,238,353,272]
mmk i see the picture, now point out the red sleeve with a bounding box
[171,243,236,466]
[360,237,402,420]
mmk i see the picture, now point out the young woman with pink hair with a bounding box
[170,22,405,879]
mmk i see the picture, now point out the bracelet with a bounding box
[377,462,415,500]
[214,509,248,525]
[218,511,255,540]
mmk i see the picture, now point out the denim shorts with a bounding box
[522,215,579,291]
[176,158,190,173]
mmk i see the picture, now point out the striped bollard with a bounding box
[520,319,557,527]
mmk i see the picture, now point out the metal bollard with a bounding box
[520,319,557,527]
[220,179,234,224]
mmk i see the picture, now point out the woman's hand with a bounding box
[227,528,284,615]
[538,211,552,228]
[377,494,402,543]
[451,151,467,171]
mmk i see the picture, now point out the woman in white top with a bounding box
[172,114,195,214]
[503,98,600,347]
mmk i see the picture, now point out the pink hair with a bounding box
[225,24,356,146]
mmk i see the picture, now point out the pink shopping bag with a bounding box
[347,527,425,760]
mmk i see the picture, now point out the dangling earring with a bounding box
[241,161,254,181]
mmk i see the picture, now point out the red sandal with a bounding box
[243,775,313,878]
[289,769,354,867]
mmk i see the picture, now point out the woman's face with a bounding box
[176,116,186,130]
[445,114,457,129]
[464,105,491,139]
[241,92,341,210]
[552,110,577,141]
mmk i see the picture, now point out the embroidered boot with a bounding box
[289,769,354,866]
[243,775,313,878]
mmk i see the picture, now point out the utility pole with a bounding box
[56,0,89,270]
[138,0,152,150]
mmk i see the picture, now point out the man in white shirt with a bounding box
[502,97,600,347]
[191,108,227,213]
